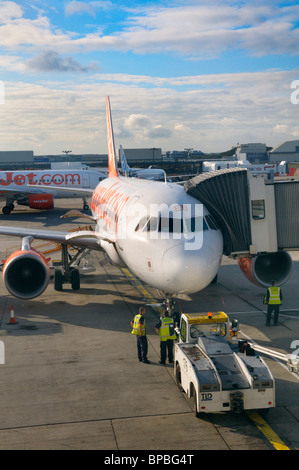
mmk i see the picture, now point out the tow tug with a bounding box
[174,312,275,415]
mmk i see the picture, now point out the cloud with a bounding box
[26,50,98,73]
[117,3,299,57]
[117,113,172,141]
[65,1,112,17]
[0,1,23,23]
[0,1,298,58]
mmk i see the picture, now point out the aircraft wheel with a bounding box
[2,206,11,215]
[54,269,63,291]
[70,268,80,290]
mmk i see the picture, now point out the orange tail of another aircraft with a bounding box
[106,96,119,178]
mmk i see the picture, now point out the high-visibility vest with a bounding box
[268,286,281,305]
[159,317,176,341]
[131,314,146,336]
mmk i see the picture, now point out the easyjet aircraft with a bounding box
[0,97,224,300]
[0,97,290,303]
[0,168,105,214]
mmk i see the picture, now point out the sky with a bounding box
[0,0,298,155]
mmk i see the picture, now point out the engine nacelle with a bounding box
[238,251,292,288]
[3,248,50,299]
[17,194,54,209]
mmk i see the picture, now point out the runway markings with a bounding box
[246,411,290,450]
[120,268,164,314]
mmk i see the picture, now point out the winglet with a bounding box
[120,145,131,173]
[106,96,118,178]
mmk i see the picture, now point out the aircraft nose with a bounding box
[162,243,217,294]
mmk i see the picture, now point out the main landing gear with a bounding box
[54,245,91,292]
[82,197,89,211]
[2,203,14,215]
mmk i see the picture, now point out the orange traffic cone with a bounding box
[8,305,17,324]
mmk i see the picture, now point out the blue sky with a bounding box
[0,0,298,154]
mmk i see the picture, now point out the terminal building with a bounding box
[236,143,268,163]
[268,140,299,163]
[0,151,34,168]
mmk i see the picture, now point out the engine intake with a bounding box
[3,247,50,299]
[17,194,54,210]
[238,251,292,288]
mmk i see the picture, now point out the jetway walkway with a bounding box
[185,168,299,257]
[185,168,251,256]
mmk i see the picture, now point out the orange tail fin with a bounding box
[106,96,118,178]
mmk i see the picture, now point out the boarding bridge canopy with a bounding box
[184,168,252,256]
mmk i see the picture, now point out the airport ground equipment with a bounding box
[246,342,299,376]
[287,356,299,375]
[174,312,275,415]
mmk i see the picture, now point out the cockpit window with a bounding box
[135,215,210,233]
[135,216,149,232]
[143,217,159,232]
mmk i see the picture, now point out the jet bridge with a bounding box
[184,168,251,256]
[184,168,297,287]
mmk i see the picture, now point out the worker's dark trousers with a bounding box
[137,336,148,362]
[266,304,280,325]
[160,340,174,364]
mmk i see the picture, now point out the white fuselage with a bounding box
[91,176,223,295]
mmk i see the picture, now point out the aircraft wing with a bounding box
[0,226,106,250]
[0,186,95,202]
[27,185,94,195]
[0,186,54,199]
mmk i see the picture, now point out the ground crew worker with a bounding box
[130,307,150,363]
[155,310,176,364]
[265,280,283,326]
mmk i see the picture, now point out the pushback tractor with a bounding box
[174,312,275,415]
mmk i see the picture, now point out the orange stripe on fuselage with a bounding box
[91,180,130,235]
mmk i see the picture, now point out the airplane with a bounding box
[0,97,292,307]
[0,168,106,214]
[119,145,167,181]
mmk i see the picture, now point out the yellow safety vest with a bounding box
[131,314,146,336]
[268,286,281,305]
[159,317,176,341]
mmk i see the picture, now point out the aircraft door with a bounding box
[117,195,140,251]
[82,172,90,188]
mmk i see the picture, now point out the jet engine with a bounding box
[17,194,54,210]
[3,237,50,299]
[238,251,292,288]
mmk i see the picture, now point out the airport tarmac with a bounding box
[0,200,299,451]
